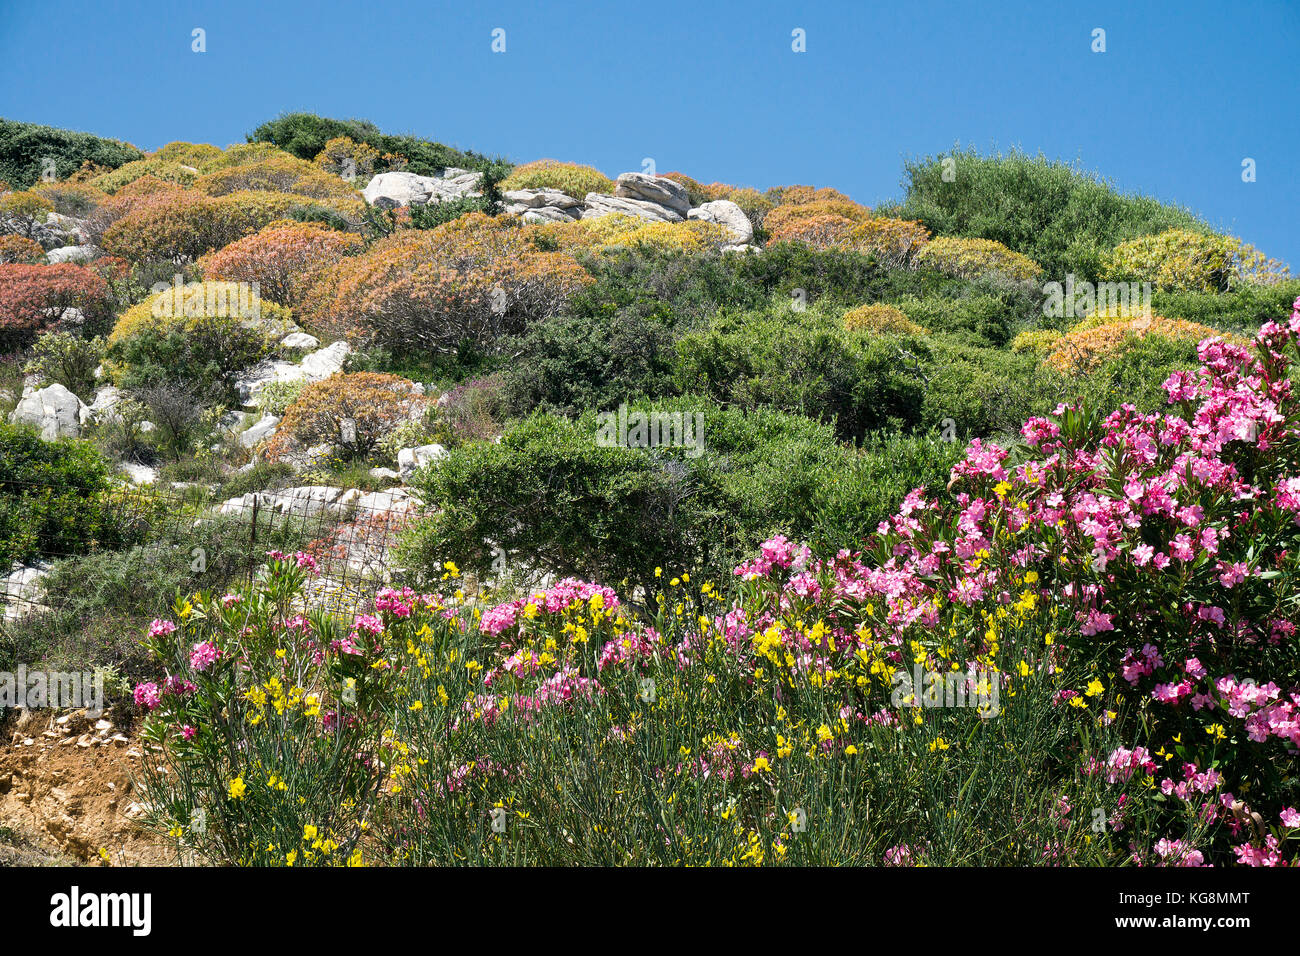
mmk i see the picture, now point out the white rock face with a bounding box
[688,199,754,244]
[87,385,123,423]
[521,206,580,224]
[239,414,280,448]
[503,188,584,210]
[363,170,484,208]
[614,172,691,217]
[368,466,401,481]
[3,561,52,621]
[280,331,320,350]
[397,443,448,478]
[118,462,157,485]
[217,485,353,518]
[8,383,89,440]
[299,340,351,379]
[44,244,97,264]
[582,193,684,223]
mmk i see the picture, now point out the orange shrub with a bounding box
[765,185,853,206]
[304,213,592,352]
[0,235,46,264]
[764,198,872,235]
[199,221,365,306]
[265,372,427,462]
[101,187,364,263]
[766,214,858,249]
[1045,312,1235,374]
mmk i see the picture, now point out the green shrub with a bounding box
[1149,279,1300,337]
[247,112,505,177]
[401,401,962,593]
[673,304,927,440]
[22,330,104,401]
[0,423,133,565]
[880,148,1207,280]
[0,119,143,191]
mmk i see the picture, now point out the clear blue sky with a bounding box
[2,0,1296,269]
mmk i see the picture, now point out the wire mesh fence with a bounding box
[0,480,421,629]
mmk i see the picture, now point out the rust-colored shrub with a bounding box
[304,213,592,352]
[766,214,858,249]
[199,221,365,306]
[265,372,427,462]
[0,263,111,345]
[765,185,853,206]
[0,235,46,264]
[764,198,872,236]
[100,187,364,263]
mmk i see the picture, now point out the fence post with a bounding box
[247,494,259,585]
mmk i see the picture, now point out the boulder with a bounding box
[280,331,320,350]
[8,383,89,440]
[238,414,280,448]
[614,173,691,217]
[688,200,754,244]
[300,340,351,379]
[235,360,307,405]
[87,385,123,423]
[582,193,683,223]
[397,443,447,478]
[118,462,157,485]
[519,206,579,224]
[503,188,584,211]
[44,244,97,264]
[2,560,52,622]
[217,485,347,518]
[362,170,483,208]
[368,467,401,481]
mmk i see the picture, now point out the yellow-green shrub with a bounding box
[530,214,731,254]
[87,158,199,194]
[151,142,225,172]
[842,303,928,336]
[195,154,362,201]
[913,236,1043,281]
[1101,228,1288,292]
[499,160,614,200]
[1010,328,1064,356]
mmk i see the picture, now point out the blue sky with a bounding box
[2,0,1296,269]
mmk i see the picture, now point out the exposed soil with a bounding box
[0,708,174,866]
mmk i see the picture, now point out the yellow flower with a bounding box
[228,777,247,800]
[751,756,771,773]
[929,737,950,752]
[1085,679,1105,697]
[303,825,319,842]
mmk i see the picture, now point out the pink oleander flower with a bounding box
[148,619,177,638]
[189,641,220,672]
[133,682,161,710]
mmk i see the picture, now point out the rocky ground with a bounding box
[0,707,172,866]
